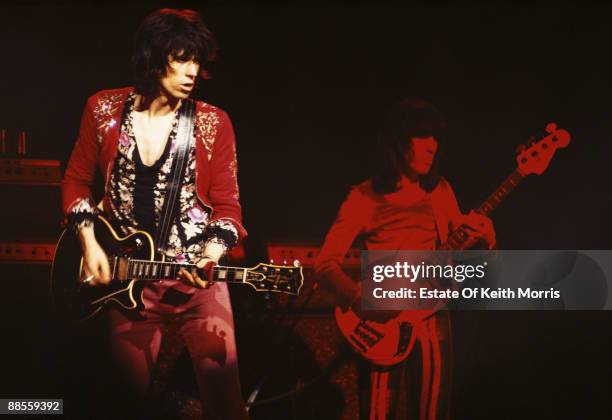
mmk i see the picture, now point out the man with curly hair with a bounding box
[61,8,248,419]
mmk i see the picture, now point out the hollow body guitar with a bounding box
[51,216,303,322]
[335,123,571,366]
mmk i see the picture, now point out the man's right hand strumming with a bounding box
[78,226,111,285]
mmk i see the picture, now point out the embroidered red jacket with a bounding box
[61,87,247,241]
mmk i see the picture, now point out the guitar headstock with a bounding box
[245,262,304,295]
[516,122,571,176]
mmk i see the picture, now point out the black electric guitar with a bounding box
[335,123,571,366]
[50,216,304,322]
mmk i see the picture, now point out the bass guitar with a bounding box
[50,215,304,322]
[335,123,571,366]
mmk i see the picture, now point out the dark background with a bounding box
[2,1,611,246]
[1,1,610,419]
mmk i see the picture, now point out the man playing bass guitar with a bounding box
[315,99,496,420]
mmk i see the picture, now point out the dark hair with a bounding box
[132,8,217,96]
[371,98,446,195]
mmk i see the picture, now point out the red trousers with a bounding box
[106,281,248,420]
[361,312,452,420]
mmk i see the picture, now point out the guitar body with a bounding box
[51,216,304,323]
[335,307,417,366]
[50,217,153,322]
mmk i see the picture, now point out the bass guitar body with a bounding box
[335,307,417,366]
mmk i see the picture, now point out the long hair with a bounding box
[371,98,446,195]
[132,8,217,96]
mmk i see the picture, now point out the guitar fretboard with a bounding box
[441,169,525,251]
[477,169,524,216]
[107,257,247,283]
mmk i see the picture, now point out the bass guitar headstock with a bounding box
[516,122,571,176]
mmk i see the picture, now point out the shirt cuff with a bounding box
[67,197,99,234]
[204,219,240,252]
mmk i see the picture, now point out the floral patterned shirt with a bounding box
[68,92,239,263]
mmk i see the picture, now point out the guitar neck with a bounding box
[441,169,525,250]
[109,257,248,283]
[476,169,525,216]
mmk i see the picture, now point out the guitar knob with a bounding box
[545,122,557,133]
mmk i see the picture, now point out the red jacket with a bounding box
[61,87,247,240]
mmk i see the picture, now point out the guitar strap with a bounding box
[154,99,196,255]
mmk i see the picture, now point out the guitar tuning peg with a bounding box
[545,122,557,134]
